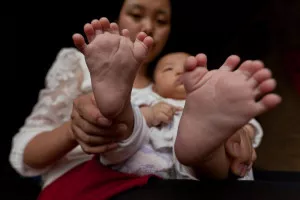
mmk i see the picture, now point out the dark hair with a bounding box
[108,1,125,22]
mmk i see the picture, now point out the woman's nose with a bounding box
[141,19,154,36]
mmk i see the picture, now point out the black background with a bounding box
[2,0,299,198]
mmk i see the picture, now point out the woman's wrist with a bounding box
[64,121,78,146]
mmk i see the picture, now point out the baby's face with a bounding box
[153,53,189,99]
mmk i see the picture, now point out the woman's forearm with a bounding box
[23,121,78,169]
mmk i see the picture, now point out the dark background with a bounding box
[2,0,300,198]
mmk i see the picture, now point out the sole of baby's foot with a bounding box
[73,17,153,118]
[175,55,281,166]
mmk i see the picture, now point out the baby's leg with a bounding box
[175,54,281,166]
[72,18,153,119]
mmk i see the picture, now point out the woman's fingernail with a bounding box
[97,117,112,126]
[239,164,248,176]
[108,143,119,149]
[116,124,127,133]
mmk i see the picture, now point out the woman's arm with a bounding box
[23,121,77,169]
[9,48,84,176]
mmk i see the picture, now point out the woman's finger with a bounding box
[72,109,107,135]
[225,132,241,158]
[230,159,250,177]
[239,132,253,165]
[73,93,112,127]
[78,141,119,154]
[72,125,118,146]
[72,108,126,137]
[252,149,257,162]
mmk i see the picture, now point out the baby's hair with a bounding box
[150,52,191,82]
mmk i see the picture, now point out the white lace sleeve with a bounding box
[9,48,85,177]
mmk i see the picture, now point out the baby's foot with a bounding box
[175,54,281,166]
[72,18,153,118]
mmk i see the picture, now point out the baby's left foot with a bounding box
[175,54,281,166]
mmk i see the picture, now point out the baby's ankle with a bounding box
[115,102,135,140]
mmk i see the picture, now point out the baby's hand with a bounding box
[140,102,182,127]
[225,124,257,178]
[151,102,183,126]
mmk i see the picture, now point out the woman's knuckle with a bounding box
[71,111,75,120]
[82,134,91,144]
[73,99,78,107]
[104,144,110,152]
[81,145,91,154]
[71,126,77,136]
[80,120,89,131]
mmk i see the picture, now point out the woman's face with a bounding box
[118,0,171,63]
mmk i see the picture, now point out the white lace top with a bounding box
[9,48,152,188]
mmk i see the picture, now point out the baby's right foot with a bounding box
[175,54,281,166]
[72,18,153,118]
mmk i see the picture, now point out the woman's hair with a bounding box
[88,1,124,23]
[110,0,126,22]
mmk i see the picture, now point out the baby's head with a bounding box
[152,52,190,100]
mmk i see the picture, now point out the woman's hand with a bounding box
[225,124,257,177]
[71,93,128,154]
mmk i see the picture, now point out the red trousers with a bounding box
[38,156,153,200]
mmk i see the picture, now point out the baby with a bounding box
[133,52,263,180]
[73,18,280,181]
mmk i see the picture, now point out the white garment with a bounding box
[117,90,194,179]
[130,88,264,180]
[9,48,151,188]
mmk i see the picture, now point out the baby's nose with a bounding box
[177,75,183,83]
